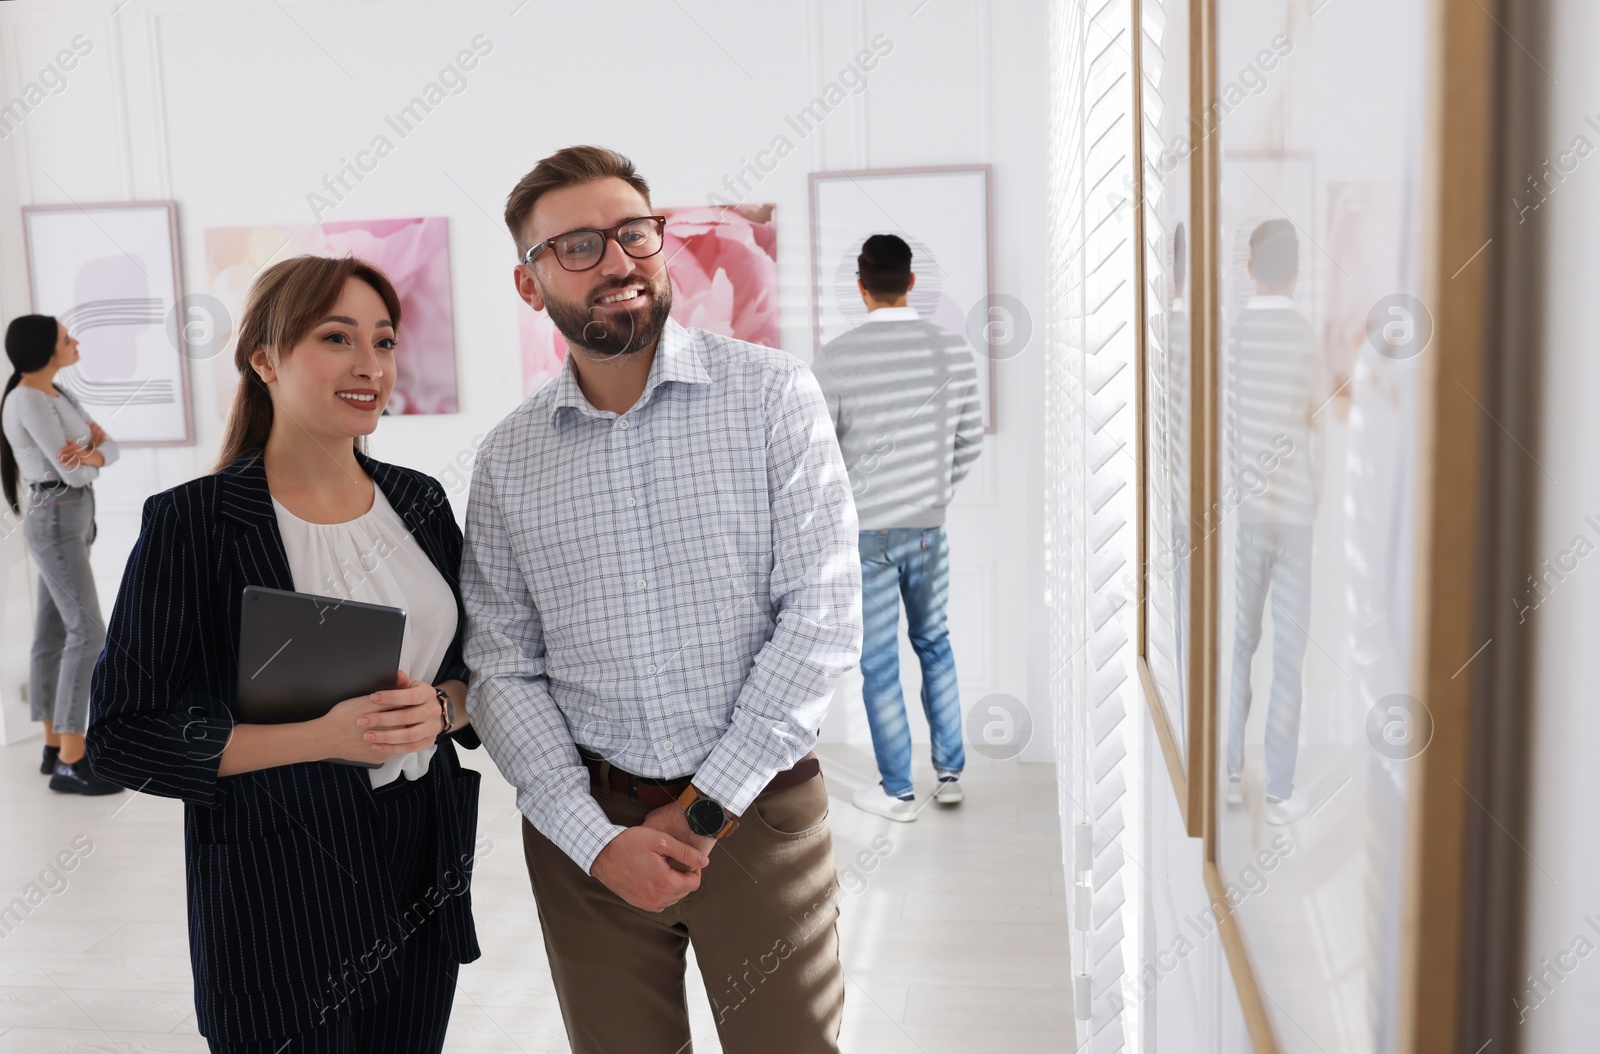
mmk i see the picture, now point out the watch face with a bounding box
[686,797,726,837]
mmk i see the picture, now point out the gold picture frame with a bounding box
[1184,0,1496,1051]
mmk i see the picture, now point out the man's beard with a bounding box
[544,273,673,357]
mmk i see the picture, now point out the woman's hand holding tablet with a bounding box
[217,669,446,775]
[319,668,445,764]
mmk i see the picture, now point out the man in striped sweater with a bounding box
[810,234,984,821]
[1223,218,1321,825]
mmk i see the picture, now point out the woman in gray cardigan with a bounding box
[0,314,122,794]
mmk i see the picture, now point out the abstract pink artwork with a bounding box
[205,217,458,415]
[520,204,778,397]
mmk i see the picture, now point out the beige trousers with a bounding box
[521,757,845,1053]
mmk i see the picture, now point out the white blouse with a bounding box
[272,483,458,788]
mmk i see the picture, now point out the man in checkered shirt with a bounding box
[461,145,862,1053]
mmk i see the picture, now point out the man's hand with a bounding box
[641,801,717,867]
[589,827,709,913]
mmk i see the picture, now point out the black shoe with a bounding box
[40,744,60,775]
[49,758,124,796]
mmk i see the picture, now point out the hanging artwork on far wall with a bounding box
[204,216,459,416]
[519,204,779,397]
[22,201,193,446]
[809,165,995,431]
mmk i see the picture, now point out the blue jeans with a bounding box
[858,528,965,797]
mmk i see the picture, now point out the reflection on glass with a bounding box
[1210,0,1428,1049]
[1142,0,1193,763]
[1223,219,1317,816]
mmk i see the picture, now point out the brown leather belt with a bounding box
[579,751,821,809]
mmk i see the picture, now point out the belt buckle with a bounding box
[627,773,640,804]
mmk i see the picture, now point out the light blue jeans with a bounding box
[858,528,965,797]
[1226,522,1312,801]
[23,486,103,735]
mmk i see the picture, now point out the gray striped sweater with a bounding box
[811,309,984,529]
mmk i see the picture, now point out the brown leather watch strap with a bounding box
[434,686,454,734]
[677,784,740,839]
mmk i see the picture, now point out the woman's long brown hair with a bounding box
[214,256,403,473]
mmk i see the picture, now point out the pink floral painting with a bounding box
[204,217,458,415]
[520,204,778,397]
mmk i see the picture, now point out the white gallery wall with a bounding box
[0,0,1053,762]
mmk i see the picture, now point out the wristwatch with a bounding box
[433,686,455,735]
[676,784,739,840]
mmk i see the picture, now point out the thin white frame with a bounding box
[807,165,997,434]
[22,200,193,447]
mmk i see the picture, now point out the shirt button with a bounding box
[617,419,630,430]
[627,497,637,507]
[662,740,674,752]
[646,664,657,675]
[637,577,648,590]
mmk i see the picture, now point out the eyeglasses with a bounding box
[522,216,667,272]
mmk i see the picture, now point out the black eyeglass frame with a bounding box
[522,215,668,271]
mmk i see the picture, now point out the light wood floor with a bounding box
[0,738,1071,1052]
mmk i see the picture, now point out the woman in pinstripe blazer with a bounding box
[86,257,481,1053]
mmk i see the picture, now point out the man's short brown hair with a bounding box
[504,145,652,259]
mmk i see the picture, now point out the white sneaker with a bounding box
[852,785,919,822]
[934,775,964,805]
[1265,794,1308,826]
[1226,776,1243,807]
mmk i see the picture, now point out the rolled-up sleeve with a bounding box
[692,366,863,817]
[87,491,230,805]
[461,448,625,873]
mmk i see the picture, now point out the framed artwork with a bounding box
[1133,0,1208,835]
[1191,0,1495,1050]
[22,201,193,446]
[519,203,779,398]
[204,216,459,416]
[808,165,996,432]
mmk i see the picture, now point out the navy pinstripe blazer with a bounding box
[86,451,483,1043]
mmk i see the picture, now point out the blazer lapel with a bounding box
[217,448,455,594]
[217,451,296,594]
